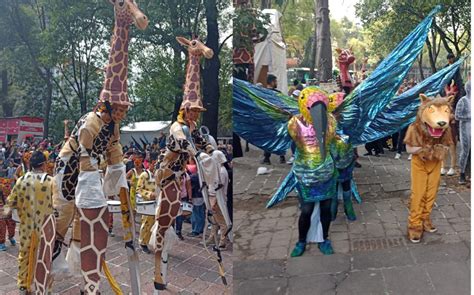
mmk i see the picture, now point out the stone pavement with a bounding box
[0,217,232,294]
[233,146,470,295]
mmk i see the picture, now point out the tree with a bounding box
[5,0,55,137]
[202,0,221,139]
[45,0,111,115]
[355,0,470,74]
[314,0,332,81]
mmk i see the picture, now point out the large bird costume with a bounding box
[233,5,464,256]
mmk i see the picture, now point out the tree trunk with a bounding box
[315,0,332,81]
[1,70,14,117]
[172,47,184,122]
[301,36,314,67]
[43,69,53,138]
[202,0,220,138]
[260,0,271,9]
[425,37,437,74]
[309,29,317,79]
[417,50,425,81]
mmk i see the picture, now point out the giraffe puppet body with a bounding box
[51,0,148,294]
[152,36,215,292]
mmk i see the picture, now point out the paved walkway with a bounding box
[233,146,470,295]
[0,217,232,294]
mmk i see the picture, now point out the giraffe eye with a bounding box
[191,41,197,46]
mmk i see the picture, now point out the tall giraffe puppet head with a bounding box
[98,0,148,109]
[176,36,214,113]
[109,0,148,30]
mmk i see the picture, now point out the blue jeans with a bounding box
[175,215,184,234]
[191,204,205,234]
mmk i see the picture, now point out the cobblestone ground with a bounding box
[0,216,232,294]
[233,145,470,295]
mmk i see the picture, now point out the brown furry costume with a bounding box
[404,94,454,242]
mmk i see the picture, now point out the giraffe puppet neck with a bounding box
[100,15,131,104]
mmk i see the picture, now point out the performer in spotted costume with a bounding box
[137,161,157,253]
[4,151,54,294]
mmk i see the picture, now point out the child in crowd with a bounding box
[0,187,16,251]
[175,171,192,240]
[187,159,205,237]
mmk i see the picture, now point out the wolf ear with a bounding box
[447,95,455,104]
[419,93,429,104]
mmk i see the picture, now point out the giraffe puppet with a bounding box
[51,0,148,293]
[152,36,217,292]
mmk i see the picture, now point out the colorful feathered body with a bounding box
[288,114,338,202]
[331,134,354,182]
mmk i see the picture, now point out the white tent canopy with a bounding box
[120,121,171,147]
[254,9,288,95]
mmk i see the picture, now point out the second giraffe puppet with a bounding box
[152,36,213,292]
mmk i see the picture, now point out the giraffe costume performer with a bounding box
[3,151,55,294]
[51,1,148,293]
[152,36,214,292]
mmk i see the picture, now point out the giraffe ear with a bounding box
[335,48,342,54]
[176,37,190,47]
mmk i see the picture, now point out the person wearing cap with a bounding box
[3,151,54,294]
[292,89,301,99]
[288,79,300,96]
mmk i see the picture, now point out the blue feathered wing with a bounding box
[233,78,298,155]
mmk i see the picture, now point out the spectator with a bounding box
[288,79,300,96]
[455,79,471,184]
[175,171,191,240]
[187,159,205,237]
[6,160,16,179]
[158,132,167,150]
[262,74,285,164]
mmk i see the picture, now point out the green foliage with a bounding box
[0,0,231,141]
[217,44,232,134]
[355,0,470,72]
[126,49,183,124]
[233,7,270,51]
[279,0,314,59]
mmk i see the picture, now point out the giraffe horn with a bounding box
[176,36,191,47]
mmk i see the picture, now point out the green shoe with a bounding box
[344,201,357,221]
[290,242,306,257]
[343,191,357,221]
[318,239,334,255]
